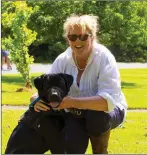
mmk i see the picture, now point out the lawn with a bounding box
[2,110,147,154]
[2,73,42,106]
[1,69,147,154]
[2,69,147,109]
[120,69,147,109]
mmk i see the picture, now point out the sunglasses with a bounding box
[68,33,92,41]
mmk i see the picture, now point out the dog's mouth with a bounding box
[49,102,60,108]
[45,87,64,108]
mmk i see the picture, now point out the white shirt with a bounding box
[48,42,128,119]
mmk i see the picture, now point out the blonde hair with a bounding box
[63,14,99,40]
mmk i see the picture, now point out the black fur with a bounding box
[5,73,73,154]
[34,73,73,105]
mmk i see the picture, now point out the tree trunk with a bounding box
[16,82,33,92]
[25,81,32,90]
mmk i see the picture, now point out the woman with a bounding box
[32,14,127,154]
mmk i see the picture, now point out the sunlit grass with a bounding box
[2,73,43,105]
[2,69,147,109]
[2,69,147,154]
[120,69,147,109]
[2,110,147,154]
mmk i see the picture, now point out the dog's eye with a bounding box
[43,84,50,90]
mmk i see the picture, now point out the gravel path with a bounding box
[2,62,147,75]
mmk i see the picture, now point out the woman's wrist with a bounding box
[68,96,80,109]
[63,96,77,109]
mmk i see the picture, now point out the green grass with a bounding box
[2,69,147,109]
[2,110,147,154]
[2,69,147,154]
[120,69,147,109]
[2,73,43,106]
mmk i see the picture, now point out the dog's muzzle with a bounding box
[47,87,64,108]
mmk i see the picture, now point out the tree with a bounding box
[2,1,37,90]
[98,1,147,62]
[27,1,85,61]
[2,1,147,63]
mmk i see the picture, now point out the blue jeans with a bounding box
[5,106,124,154]
[63,106,124,153]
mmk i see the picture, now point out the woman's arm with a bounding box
[57,95,108,111]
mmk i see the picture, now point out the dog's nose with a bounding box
[50,92,59,101]
[48,88,61,103]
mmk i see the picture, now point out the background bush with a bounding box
[2,1,147,63]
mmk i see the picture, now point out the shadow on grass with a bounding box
[2,91,7,92]
[2,75,38,86]
[121,81,138,89]
[2,75,140,89]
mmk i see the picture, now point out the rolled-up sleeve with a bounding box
[96,52,122,112]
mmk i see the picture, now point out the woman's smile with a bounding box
[75,45,84,49]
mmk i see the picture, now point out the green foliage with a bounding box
[2,1,147,62]
[99,1,147,62]
[2,2,37,87]
[27,1,86,61]
[48,42,67,61]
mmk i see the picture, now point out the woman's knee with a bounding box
[109,107,125,129]
[86,110,111,136]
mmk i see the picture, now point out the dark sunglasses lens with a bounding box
[79,34,89,41]
[68,34,90,41]
[68,35,78,41]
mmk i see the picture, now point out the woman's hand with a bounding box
[54,96,75,110]
[34,102,50,112]
[30,94,50,112]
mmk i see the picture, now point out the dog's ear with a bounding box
[34,74,45,90]
[58,73,74,89]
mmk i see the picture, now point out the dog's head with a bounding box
[34,73,73,107]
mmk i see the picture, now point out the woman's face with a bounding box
[67,25,94,57]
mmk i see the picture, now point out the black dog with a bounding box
[5,73,73,154]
